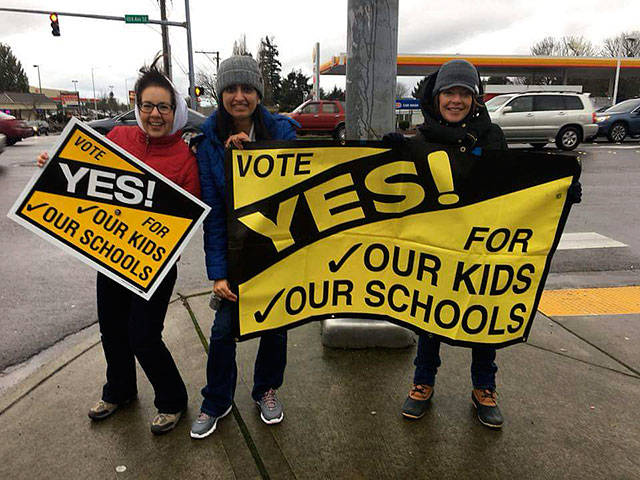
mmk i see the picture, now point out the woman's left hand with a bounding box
[225,132,251,150]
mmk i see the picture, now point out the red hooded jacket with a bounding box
[107,126,201,198]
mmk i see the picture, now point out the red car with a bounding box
[0,111,35,145]
[288,100,346,142]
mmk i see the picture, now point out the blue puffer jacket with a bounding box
[197,106,299,281]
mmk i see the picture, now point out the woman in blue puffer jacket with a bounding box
[190,55,299,439]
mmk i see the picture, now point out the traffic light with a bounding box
[194,86,204,98]
[50,13,60,36]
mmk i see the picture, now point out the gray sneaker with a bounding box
[256,389,284,425]
[190,405,232,439]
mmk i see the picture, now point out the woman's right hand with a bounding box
[213,279,238,302]
[36,151,49,168]
[224,132,251,150]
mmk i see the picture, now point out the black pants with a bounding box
[97,266,187,414]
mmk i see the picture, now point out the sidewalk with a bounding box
[1,283,639,479]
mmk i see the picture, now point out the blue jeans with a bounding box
[413,334,498,390]
[200,299,287,416]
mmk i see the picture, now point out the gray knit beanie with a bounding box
[433,59,480,97]
[216,55,264,99]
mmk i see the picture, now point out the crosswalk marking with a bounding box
[557,232,627,250]
[583,144,640,150]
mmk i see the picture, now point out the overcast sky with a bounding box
[1,0,638,103]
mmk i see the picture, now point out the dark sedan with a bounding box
[595,98,640,142]
[87,108,207,138]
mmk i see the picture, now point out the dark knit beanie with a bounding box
[433,59,480,97]
[216,55,264,99]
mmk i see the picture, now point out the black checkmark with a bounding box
[254,288,285,323]
[328,243,362,273]
[25,203,48,212]
[77,205,98,214]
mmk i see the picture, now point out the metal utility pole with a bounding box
[322,0,412,349]
[184,0,197,110]
[33,65,42,93]
[612,36,623,106]
[612,34,639,106]
[91,68,97,117]
[159,0,172,80]
[72,79,79,113]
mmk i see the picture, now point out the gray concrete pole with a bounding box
[345,0,398,140]
[322,0,414,349]
[313,42,320,100]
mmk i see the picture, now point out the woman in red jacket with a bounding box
[37,61,200,435]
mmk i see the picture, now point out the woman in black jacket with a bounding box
[399,59,507,429]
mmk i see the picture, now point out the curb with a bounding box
[0,288,211,416]
[0,324,101,415]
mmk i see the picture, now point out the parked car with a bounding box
[26,120,50,136]
[0,133,6,155]
[0,111,35,145]
[486,92,598,150]
[595,98,640,143]
[287,100,346,142]
[87,108,207,139]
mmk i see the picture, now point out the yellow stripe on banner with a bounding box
[539,286,640,316]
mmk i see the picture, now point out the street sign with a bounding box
[124,14,149,24]
[395,98,420,110]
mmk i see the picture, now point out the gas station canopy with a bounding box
[320,53,640,80]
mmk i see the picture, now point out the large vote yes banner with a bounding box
[8,118,210,300]
[226,140,580,347]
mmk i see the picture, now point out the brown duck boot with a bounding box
[472,388,504,429]
[401,384,434,419]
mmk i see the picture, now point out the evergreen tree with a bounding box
[279,70,311,112]
[322,85,345,101]
[412,77,428,99]
[232,35,252,57]
[257,36,282,107]
[0,43,29,92]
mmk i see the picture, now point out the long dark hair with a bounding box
[134,54,175,107]
[216,104,272,143]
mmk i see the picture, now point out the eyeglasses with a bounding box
[139,102,175,114]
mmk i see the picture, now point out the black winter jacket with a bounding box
[415,68,507,153]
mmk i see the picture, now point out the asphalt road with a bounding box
[1,134,638,371]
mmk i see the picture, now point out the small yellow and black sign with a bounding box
[225,139,580,347]
[8,118,210,299]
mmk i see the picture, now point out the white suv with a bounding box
[486,92,598,150]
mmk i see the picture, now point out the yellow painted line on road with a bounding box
[539,286,640,316]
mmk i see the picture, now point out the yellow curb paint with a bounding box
[539,286,640,316]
